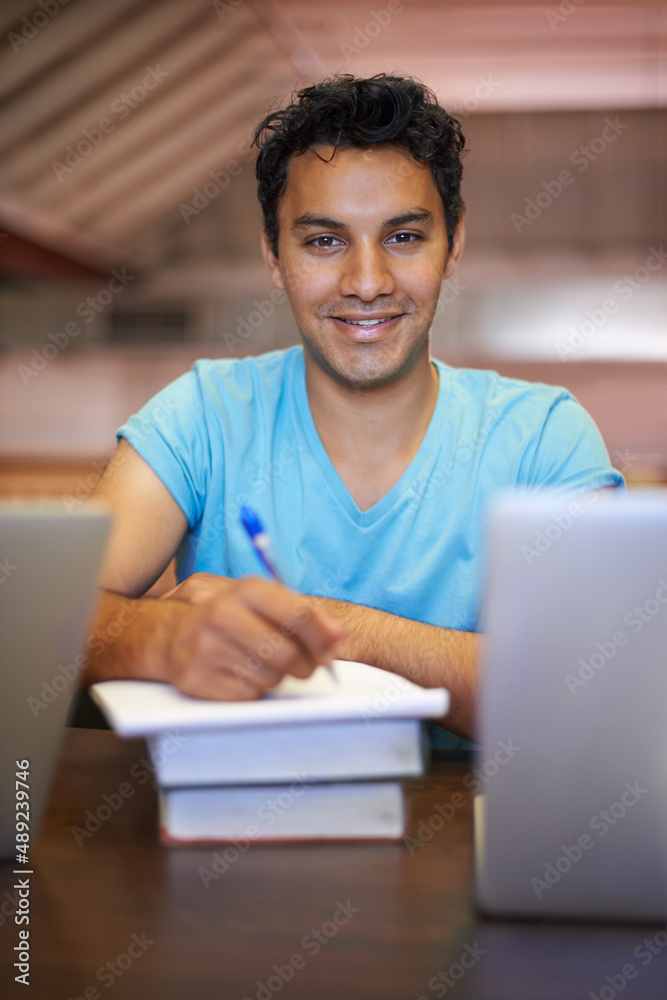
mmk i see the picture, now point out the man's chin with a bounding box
[301,337,427,391]
[309,352,407,390]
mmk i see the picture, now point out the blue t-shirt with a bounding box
[118,346,623,748]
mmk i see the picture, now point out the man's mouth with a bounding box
[335,316,399,327]
[330,314,404,341]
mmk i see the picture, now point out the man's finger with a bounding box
[234,578,345,665]
[202,593,318,680]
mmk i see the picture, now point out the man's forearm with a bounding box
[82,590,183,685]
[82,580,346,701]
[305,596,481,741]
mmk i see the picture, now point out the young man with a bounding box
[87,75,622,747]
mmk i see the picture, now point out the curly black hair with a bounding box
[252,74,466,257]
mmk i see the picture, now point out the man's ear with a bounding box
[443,216,465,281]
[261,231,285,291]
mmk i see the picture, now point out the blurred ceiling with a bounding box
[0,0,665,277]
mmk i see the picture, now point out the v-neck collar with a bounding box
[292,349,446,528]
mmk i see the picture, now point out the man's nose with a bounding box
[338,242,395,301]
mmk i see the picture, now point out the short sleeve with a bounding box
[524,394,624,495]
[116,369,212,528]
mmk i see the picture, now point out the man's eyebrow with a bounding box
[292,214,347,231]
[291,208,434,232]
[382,209,433,228]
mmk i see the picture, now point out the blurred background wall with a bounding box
[0,0,665,502]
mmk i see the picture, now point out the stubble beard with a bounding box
[300,304,435,391]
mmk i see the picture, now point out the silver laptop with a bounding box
[0,504,110,859]
[475,490,667,921]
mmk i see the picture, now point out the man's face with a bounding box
[262,144,464,390]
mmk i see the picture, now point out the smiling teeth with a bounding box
[347,319,385,326]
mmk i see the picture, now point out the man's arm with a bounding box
[92,438,188,598]
[163,488,618,737]
[301,596,480,741]
[164,571,479,740]
[84,439,344,698]
[311,487,619,740]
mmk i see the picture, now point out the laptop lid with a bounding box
[475,491,667,921]
[0,504,110,859]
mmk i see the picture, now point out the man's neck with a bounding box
[304,351,440,510]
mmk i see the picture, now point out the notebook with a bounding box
[91,662,448,786]
[93,662,446,844]
[475,490,667,921]
[91,660,449,736]
[0,503,110,859]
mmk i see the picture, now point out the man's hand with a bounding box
[86,576,346,703]
[160,572,243,605]
[159,574,346,700]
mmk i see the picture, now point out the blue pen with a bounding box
[240,505,284,582]
[240,504,338,683]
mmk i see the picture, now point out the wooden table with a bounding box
[2,729,666,1000]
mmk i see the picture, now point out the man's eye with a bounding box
[387,232,422,245]
[308,235,343,248]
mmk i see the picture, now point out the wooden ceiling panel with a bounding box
[90,75,290,246]
[1,11,256,194]
[0,0,213,147]
[0,0,141,101]
[10,21,267,209]
[303,4,666,112]
[49,37,279,228]
[0,0,663,275]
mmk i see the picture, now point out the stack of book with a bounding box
[91,660,449,843]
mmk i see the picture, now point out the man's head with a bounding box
[253,75,467,391]
[253,74,466,258]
